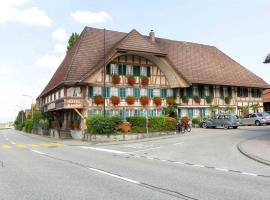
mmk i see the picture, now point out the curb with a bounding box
[237,139,270,166]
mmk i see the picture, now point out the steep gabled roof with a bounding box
[39,27,270,98]
[116,29,165,55]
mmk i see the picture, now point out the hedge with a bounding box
[86,115,121,135]
[126,116,176,133]
[24,119,33,133]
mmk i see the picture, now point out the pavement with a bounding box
[0,127,270,200]
[238,133,270,165]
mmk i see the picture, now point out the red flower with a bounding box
[153,96,162,106]
[112,75,121,84]
[141,76,149,86]
[166,96,175,105]
[111,96,120,106]
[126,96,135,105]
[93,95,104,105]
[127,76,136,86]
[140,96,150,106]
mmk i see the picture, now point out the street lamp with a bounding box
[23,94,34,120]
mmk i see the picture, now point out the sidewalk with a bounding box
[238,134,270,165]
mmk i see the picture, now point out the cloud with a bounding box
[54,43,67,54]
[0,0,52,26]
[0,65,12,75]
[36,54,65,69]
[70,10,111,24]
[51,28,68,42]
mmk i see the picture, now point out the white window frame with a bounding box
[93,87,102,96]
[223,87,228,97]
[141,88,147,96]
[167,89,173,97]
[126,65,133,76]
[141,66,147,76]
[60,88,64,98]
[153,89,160,97]
[193,86,199,96]
[204,86,209,96]
[111,64,118,75]
[126,88,133,96]
[110,87,118,97]
[67,87,82,97]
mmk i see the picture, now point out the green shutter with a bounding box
[173,88,177,99]
[88,86,93,98]
[199,85,205,98]
[148,88,153,98]
[258,89,262,97]
[103,87,110,98]
[228,87,232,98]
[147,67,151,77]
[209,85,214,97]
[133,66,141,76]
[180,88,184,98]
[188,87,193,98]
[161,89,167,99]
[220,86,224,99]
[106,64,111,74]
[118,64,122,75]
[120,88,126,98]
[237,88,241,97]
[123,64,126,76]
[134,88,140,98]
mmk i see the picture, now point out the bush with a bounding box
[192,117,201,125]
[86,115,120,135]
[126,116,146,130]
[24,119,33,133]
[164,117,177,131]
[15,124,23,131]
[149,116,165,132]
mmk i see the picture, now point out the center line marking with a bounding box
[129,147,161,153]
[30,149,46,155]
[242,172,257,176]
[215,168,228,171]
[78,146,127,154]
[88,167,140,184]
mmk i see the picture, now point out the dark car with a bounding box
[202,113,240,129]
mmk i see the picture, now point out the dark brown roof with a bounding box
[39,27,270,97]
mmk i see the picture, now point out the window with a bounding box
[141,66,147,76]
[133,66,141,76]
[237,87,249,97]
[110,87,118,97]
[126,110,133,117]
[251,88,262,98]
[223,87,228,97]
[161,89,167,99]
[103,87,110,98]
[141,88,147,96]
[119,88,126,98]
[153,89,160,97]
[134,88,140,98]
[67,87,82,97]
[148,88,153,98]
[56,91,60,100]
[60,88,64,98]
[93,87,102,96]
[126,65,133,76]
[110,64,118,75]
[167,89,173,97]
[126,88,133,96]
[193,86,199,96]
[204,86,209,96]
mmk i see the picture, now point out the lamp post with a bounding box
[23,94,34,120]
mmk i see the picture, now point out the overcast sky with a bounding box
[0,0,270,123]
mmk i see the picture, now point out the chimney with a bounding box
[149,30,155,42]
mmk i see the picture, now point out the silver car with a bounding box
[240,112,270,126]
[202,113,240,129]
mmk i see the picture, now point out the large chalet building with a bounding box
[37,27,269,137]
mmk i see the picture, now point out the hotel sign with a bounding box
[65,99,85,108]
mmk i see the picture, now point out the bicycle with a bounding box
[176,123,191,133]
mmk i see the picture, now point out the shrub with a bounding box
[93,95,104,105]
[39,119,49,130]
[112,74,121,84]
[127,76,136,86]
[181,116,189,125]
[141,76,149,86]
[140,96,150,106]
[192,117,201,125]
[15,124,23,131]
[153,96,162,106]
[126,116,146,128]
[166,96,175,105]
[164,117,177,131]
[111,96,120,106]
[149,116,165,132]
[126,96,135,105]
[24,119,33,133]
[86,115,121,135]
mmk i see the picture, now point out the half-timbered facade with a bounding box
[37,27,269,137]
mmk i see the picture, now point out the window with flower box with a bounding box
[153,89,160,97]
[126,88,133,96]
[141,88,147,96]
[110,64,118,75]
[141,66,147,76]
[126,65,133,76]
[110,87,118,97]
[93,87,102,96]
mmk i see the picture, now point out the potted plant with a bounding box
[112,74,121,84]
[141,76,149,86]
[181,116,189,125]
[166,96,175,105]
[206,96,213,104]
[153,96,162,106]
[193,96,201,104]
[111,96,120,106]
[93,95,104,105]
[140,96,150,106]
[127,75,136,86]
[224,97,231,104]
[182,96,189,104]
[126,96,135,105]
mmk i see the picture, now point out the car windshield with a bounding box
[257,113,263,117]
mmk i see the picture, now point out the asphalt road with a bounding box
[0,127,270,200]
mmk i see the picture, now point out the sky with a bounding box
[0,0,270,123]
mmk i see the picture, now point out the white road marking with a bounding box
[175,161,184,165]
[78,146,127,154]
[173,142,183,146]
[129,146,161,153]
[192,164,205,168]
[215,168,229,172]
[241,172,258,176]
[88,167,140,184]
[10,141,16,145]
[30,149,46,155]
[160,159,167,162]
[147,157,154,160]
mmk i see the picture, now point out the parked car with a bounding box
[240,112,270,126]
[202,113,240,129]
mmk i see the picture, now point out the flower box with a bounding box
[166,96,175,105]
[94,95,104,105]
[126,96,135,105]
[182,96,189,104]
[153,97,162,106]
[111,96,120,106]
[225,97,231,104]
[140,96,150,106]
[112,74,121,84]
[206,96,213,104]
[141,76,149,86]
[127,76,136,86]
[193,96,201,104]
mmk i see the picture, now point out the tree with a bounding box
[209,104,219,117]
[250,103,260,113]
[67,32,79,50]
[163,105,177,118]
[239,105,249,117]
[14,110,26,125]
[224,106,235,113]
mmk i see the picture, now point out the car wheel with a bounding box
[224,124,229,129]
[202,122,207,129]
[255,120,261,126]
[233,126,238,129]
